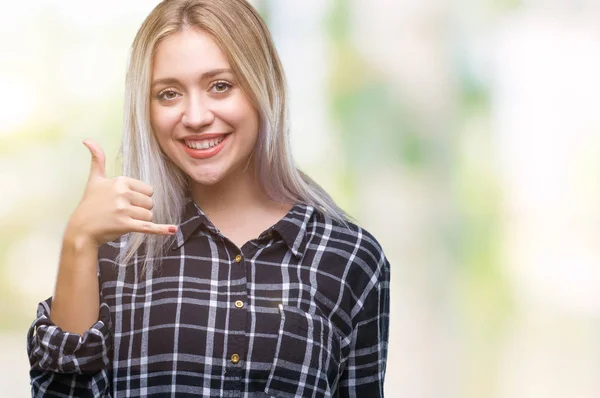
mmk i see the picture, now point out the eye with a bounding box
[157,89,180,101]
[211,80,232,94]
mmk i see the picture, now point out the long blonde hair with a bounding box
[118,0,348,269]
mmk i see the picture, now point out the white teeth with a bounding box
[185,136,225,150]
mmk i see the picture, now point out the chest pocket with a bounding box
[264,305,342,397]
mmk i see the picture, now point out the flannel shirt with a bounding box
[27,200,390,397]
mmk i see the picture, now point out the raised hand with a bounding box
[65,139,177,248]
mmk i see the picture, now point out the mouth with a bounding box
[181,133,231,159]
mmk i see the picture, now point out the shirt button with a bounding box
[230,353,240,364]
[234,254,243,263]
[234,300,244,309]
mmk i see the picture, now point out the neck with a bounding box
[189,163,295,247]
[190,164,272,216]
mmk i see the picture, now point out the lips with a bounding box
[180,133,230,160]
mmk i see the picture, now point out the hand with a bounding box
[65,139,177,248]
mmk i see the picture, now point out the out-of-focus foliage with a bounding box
[2,1,599,397]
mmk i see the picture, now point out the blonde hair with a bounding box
[118,0,348,269]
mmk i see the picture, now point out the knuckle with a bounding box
[114,177,129,193]
[113,216,128,230]
[142,222,156,233]
[114,200,128,213]
[115,185,128,196]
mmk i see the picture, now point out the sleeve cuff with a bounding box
[27,297,112,374]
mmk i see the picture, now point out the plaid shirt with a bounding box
[27,200,390,397]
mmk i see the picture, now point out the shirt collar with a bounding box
[272,203,315,259]
[173,199,212,250]
[172,199,315,258]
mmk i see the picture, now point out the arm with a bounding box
[51,140,175,333]
[27,289,113,397]
[50,233,101,335]
[27,239,118,397]
[26,140,176,397]
[338,253,391,397]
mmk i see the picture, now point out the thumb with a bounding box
[82,139,106,180]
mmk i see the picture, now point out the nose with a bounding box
[181,93,214,129]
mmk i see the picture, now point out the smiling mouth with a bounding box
[180,133,231,160]
[183,135,228,150]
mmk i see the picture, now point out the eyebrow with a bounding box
[151,68,233,88]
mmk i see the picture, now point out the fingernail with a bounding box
[168,226,177,234]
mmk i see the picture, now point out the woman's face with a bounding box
[150,27,259,187]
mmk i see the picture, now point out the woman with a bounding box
[27,0,390,396]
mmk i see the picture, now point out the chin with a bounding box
[186,168,225,186]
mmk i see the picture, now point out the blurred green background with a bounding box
[2,1,600,397]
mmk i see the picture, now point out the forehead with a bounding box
[152,27,230,78]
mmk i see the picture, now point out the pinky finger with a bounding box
[131,221,177,236]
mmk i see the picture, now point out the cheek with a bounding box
[150,105,180,139]
[219,96,259,132]
[244,106,260,134]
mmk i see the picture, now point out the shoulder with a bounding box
[310,210,390,320]
[310,209,390,280]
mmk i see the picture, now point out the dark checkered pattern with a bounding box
[28,200,390,397]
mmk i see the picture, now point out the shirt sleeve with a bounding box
[27,297,113,397]
[338,251,391,397]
